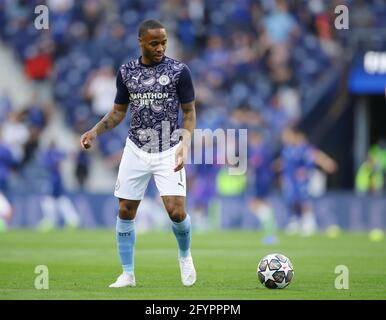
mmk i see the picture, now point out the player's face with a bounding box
[139,28,167,64]
[296,132,307,144]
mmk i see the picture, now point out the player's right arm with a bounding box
[81,68,130,150]
[80,103,128,149]
[313,149,337,174]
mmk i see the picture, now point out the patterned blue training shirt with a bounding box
[114,56,195,153]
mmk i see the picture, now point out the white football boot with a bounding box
[109,272,136,288]
[179,255,196,287]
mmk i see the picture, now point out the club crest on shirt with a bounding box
[158,75,170,85]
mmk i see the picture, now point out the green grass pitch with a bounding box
[0,229,385,300]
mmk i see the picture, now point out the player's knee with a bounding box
[168,205,186,222]
[118,202,137,220]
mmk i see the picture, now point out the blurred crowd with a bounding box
[0,0,385,231]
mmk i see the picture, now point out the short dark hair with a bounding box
[138,19,165,37]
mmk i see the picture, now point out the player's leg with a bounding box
[153,157,190,255]
[38,195,58,232]
[300,201,317,236]
[298,179,317,236]
[58,196,80,229]
[152,146,196,286]
[152,152,191,257]
[249,197,278,244]
[162,196,191,257]
[249,176,277,243]
[283,179,302,235]
[109,199,140,288]
[110,142,151,288]
[285,201,302,235]
[162,195,196,286]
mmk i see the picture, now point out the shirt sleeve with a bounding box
[114,69,130,104]
[176,65,195,104]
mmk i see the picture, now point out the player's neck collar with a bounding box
[138,55,166,67]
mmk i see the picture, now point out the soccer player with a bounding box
[38,143,81,231]
[248,130,278,244]
[279,127,336,236]
[80,20,197,287]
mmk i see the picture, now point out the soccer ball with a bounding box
[257,253,294,289]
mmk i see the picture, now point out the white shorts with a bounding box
[114,138,186,200]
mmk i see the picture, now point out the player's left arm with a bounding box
[174,64,196,172]
[174,100,196,172]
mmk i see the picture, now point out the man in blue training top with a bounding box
[38,143,81,231]
[279,127,336,236]
[80,20,197,287]
[248,130,277,244]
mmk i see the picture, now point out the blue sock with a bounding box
[116,217,135,273]
[172,214,191,258]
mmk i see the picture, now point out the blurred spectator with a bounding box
[229,31,258,76]
[84,66,116,119]
[24,39,54,81]
[356,139,386,195]
[81,0,104,39]
[350,0,374,28]
[355,155,384,195]
[368,139,386,179]
[203,34,230,71]
[176,7,196,52]
[24,37,56,103]
[265,44,294,87]
[311,1,342,57]
[1,111,29,164]
[21,100,49,166]
[261,0,300,46]
[99,22,129,67]
[47,0,74,52]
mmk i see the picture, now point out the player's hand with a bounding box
[80,130,97,150]
[174,143,188,172]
